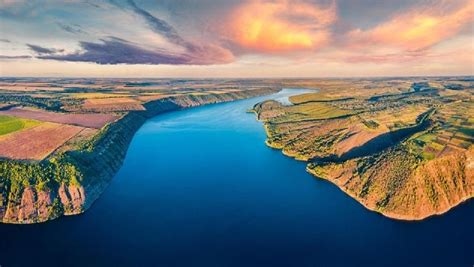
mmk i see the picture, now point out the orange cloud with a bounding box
[347,0,474,51]
[229,0,337,53]
[344,50,430,64]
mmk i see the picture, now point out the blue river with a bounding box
[0,89,472,267]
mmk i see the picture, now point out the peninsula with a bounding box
[253,77,473,220]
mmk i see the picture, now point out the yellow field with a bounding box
[276,102,354,122]
[82,97,145,111]
[0,115,41,136]
[70,93,132,99]
[290,92,353,103]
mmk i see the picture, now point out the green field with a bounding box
[289,93,354,104]
[0,115,41,136]
[273,102,355,123]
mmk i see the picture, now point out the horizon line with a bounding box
[1,75,473,80]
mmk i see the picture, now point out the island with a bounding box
[252,77,473,220]
[0,78,279,223]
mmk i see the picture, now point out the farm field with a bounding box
[0,107,118,128]
[0,122,84,160]
[70,93,133,99]
[81,97,145,112]
[0,115,40,136]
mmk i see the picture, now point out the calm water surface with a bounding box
[0,89,472,267]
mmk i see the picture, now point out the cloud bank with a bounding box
[0,0,472,75]
[23,0,234,65]
[39,38,233,65]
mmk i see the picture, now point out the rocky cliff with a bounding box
[252,89,473,220]
[308,145,473,220]
[0,88,278,224]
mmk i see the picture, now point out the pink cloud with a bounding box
[227,0,337,53]
[346,0,474,51]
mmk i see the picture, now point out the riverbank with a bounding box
[252,88,473,221]
[0,88,279,224]
[307,164,473,221]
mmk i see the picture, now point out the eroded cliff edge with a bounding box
[252,88,473,221]
[0,88,278,224]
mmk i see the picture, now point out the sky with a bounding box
[0,0,473,78]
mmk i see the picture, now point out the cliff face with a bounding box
[0,88,278,224]
[1,184,83,223]
[252,90,473,221]
[308,146,473,220]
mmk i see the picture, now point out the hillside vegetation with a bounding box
[253,77,473,220]
[0,77,278,224]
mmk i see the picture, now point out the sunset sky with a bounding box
[0,0,473,77]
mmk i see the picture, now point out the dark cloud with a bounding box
[125,0,186,46]
[0,39,11,43]
[57,22,87,35]
[4,0,232,65]
[85,1,101,9]
[35,1,234,65]
[27,44,64,55]
[124,0,234,63]
[38,38,233,65]
[0,55,32,59]
[39,39,192,65]
[107,36,130,43]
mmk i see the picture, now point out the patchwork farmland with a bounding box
[0,78,280,163]
[0,77,472,224]
[0,77,281,224]
[0,122,84,160]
